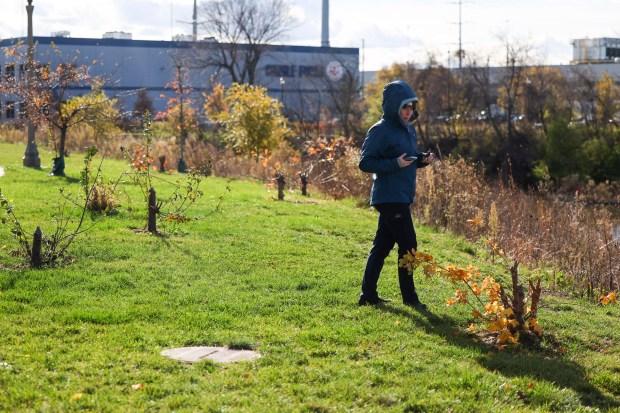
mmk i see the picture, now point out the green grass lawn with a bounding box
[1,142,619,412]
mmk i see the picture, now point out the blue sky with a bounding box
[2,0,619,70]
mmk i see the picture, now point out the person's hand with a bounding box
[397,153,414,168]
[423,152,437,164]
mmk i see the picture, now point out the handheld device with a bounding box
[404,155,417,161]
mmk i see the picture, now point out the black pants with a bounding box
[360,203,420,303]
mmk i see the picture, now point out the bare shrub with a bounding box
[86,179,120,213]
[296,136,371,200]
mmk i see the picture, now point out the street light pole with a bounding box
[23,0,40,168]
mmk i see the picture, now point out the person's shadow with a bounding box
[381,305,619,410]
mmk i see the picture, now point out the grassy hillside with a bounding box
[0,142,619,412]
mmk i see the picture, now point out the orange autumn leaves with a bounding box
[398,250,542,345]
[601,291,618,305]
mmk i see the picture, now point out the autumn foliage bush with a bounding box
[399,250,543,348]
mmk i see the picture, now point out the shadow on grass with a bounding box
[382,305,619,410]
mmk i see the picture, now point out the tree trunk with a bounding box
[300,174,308,196]
[51,126,68,176]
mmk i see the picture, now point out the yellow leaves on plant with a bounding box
[70,392,83,401]
[486,239,504,257]
[466,217,484,227]
[423,263,437,278]
[398,248,543,347]
[399,249,434,273]
[454,289,468,303]
[398,249,419,273]
[416,251,434,263]
[600,291,618,305]
[498,329,518,344]
[528,317,543,336]
[443,265,471,284]
[485,301,501,316]
[487,315,505,332]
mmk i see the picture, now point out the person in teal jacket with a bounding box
[358,80,436,309]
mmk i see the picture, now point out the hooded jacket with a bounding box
[359,80,428,205]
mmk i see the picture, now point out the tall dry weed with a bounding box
[0,125,27,144]
[416,158,619,296]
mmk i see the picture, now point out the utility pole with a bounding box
[23,0,41,168]
[457,0,463,71]
[360,38,365,100]
[192,0,198,42]
[176,63,187,173]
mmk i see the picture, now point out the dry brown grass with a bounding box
[0,125,27,144]
[415,158,619,297]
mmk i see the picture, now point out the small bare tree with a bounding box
[318,62,365,141]
[193,0,294,85]
[0,42,117,176]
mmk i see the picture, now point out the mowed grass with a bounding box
[0,142,619,412]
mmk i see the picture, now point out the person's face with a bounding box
[400,102,417,123]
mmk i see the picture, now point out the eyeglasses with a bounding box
[402,103,416,110]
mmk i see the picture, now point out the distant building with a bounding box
[572,38,620,64]
[0,35,359,123]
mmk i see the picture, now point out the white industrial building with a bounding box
[572,37,620,63]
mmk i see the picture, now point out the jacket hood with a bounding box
[381,80,419,127]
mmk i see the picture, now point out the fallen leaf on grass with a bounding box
[131,383,143,391]
[70,393,83,401]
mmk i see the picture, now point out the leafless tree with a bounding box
[193,0,294,85]
[319,62,365,141]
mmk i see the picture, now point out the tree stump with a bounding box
[148,187,158,233]
[274,172,285,200]
[300,173,308,196]
[30,226,42,267]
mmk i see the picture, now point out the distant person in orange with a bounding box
[358,80,436,309]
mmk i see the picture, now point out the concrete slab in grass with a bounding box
[161,346,261,363]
